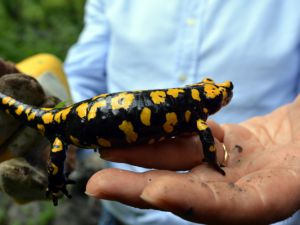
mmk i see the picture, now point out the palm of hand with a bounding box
[199,97,300,224]
[86,97,300,225]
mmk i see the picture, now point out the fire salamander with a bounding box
[0,78,233,205]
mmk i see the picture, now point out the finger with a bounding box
[140,168,300,225]
[100,136,202,170]
[100,136,226,171]
[85,168,175,208]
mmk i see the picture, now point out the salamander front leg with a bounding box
[46,137,72,205]
[196,119,225,176]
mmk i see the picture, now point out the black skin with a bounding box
[0,78,233,205]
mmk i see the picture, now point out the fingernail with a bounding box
[85,191,97,197]
[85,176,99,197]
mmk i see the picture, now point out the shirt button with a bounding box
[186,18,197,26]
[178,74,188,82]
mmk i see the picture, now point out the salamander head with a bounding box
[190,78,234,115]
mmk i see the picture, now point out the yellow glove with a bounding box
[16,53,71,101]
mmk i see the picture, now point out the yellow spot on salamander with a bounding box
[42,112,54,124]
[76,102,89,118]
[119,120,138,143]
[97,138,111,147]
[191,89,201,101]
[196,119,208,131]
[70,135,81,146]
[166,89,184,98]
[49,163,59,175]
[163,112,178,133]
[185,110,191,122]
[25,108,30,114]
[88,100,106,120]
[54,111,62,123]
[2,97,11,105]
[202,78,214,84]
[15,105,24,115]
[92,93,109,100]
[25,108,36,121]
[209,145,216,152]
[61,107,71,120]
[204,84,221,98]
[111,93,135,110]
[140,107,151,126]
[203,108,208,114]
[54,107,71,123]
[37,124,45,135]
[150,91,166,104]
[28,112,36,121]
[218,81,232,89]
[8,99,16,106]
[52,138,63,152]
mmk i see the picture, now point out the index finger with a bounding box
[99,121,225,171]
[141,168,300,224]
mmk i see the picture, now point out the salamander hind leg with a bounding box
[46,137,73,205]
[196,119,225,176]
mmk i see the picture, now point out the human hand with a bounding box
[0,72,48,160]
[0,72,61,202]
[86,96,300,225]
[0,59,19,76]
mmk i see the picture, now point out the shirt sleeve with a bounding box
[64,0,109,102]
[297,74,300,94]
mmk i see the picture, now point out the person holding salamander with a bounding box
[64,0,300,224]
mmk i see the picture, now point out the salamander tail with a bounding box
[0,92,51,129]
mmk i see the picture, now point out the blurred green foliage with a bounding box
[0,194,57,225]
[0,0,86,62]
[0,201,56,225]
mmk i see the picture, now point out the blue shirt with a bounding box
[64,0,300,224]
